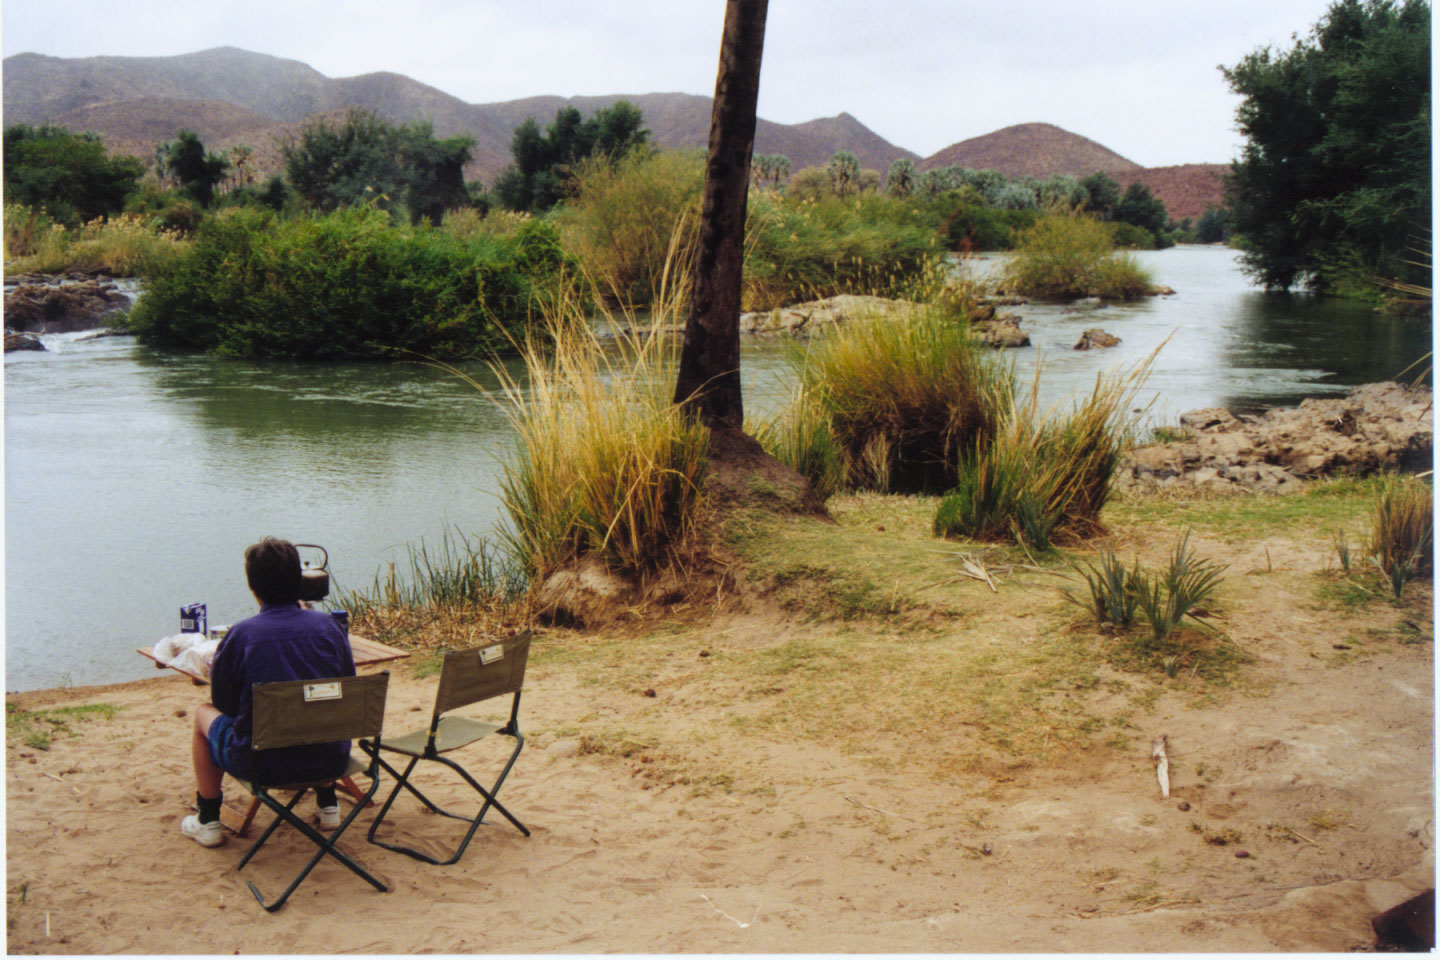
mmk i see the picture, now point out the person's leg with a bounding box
[182,703,227,845]
[191,703,225,801]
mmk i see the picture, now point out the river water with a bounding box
[4,246,1429,691]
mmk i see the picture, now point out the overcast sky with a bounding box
[4,0,1343,166]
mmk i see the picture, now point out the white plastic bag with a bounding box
[153,633,221,678]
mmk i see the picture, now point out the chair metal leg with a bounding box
[239,775,387,911]
[362,733,529,866]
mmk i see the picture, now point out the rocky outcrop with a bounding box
[738,295,1031,349]
[738,295,924,336]
[3,277,133,333]
[1074,328,1120,350]
[1118,382,1433,494]
[4,332,46,353]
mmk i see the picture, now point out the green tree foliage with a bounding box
[885,157,917,197]
[1195,206,1232,243]
[492,101,650,212]
[280,108,474,224]
[127,206,570,360]
[159,130,230,208]
[826,150,861,197]
[1079,171,1121,220]
[3,124,146,227]
[1115,182,1169,237]
[1222,0,1431,290]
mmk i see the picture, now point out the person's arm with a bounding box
[208,631,243,715]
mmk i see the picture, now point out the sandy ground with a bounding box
[5,590,1433,954]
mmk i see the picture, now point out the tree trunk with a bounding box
[672,0,768,429]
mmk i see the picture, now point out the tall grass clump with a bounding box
[492,289,710,579]
[554,148,706,310]
[127,205,572,359]
[6,209,188,276]
[933,353,1152,548]
[1002,211,1153,299]
[1365,474,1433,596]
[333,528,528,619]
[784,306,1010,494]
[748,385,845,501]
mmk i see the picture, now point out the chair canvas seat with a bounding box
[363,633,532,865]
[233,752,369,794]
[376,715,502,757]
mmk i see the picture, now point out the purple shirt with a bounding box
[210,603,355,784]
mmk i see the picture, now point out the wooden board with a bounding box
[138,633,409,685]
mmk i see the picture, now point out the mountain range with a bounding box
[2,46,1226,219]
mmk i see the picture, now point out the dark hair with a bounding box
[244,537,302,605]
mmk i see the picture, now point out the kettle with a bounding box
[294,543,330,601]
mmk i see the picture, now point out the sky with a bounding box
[3,0,1346,167]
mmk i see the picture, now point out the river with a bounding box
[4,245,1429,691]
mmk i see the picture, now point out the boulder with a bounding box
[974,314,1029,349]
[1073,328,1120,350]
[1118,382,1432,493]
[4,332,46,353]
[4,278,130,333]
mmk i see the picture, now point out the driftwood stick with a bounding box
[1151,735,1170,798]
[842,794,915,821]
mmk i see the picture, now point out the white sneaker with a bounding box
[318,805,341,830]
[181,814,223,847]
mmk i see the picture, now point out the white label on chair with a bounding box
[304,682,342,701]
[479,644,504,665]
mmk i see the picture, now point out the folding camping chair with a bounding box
[233,671,390,911]
[363,632,531,865]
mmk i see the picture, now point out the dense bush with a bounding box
[942,203,1040,252]
[743,192,945,309]
[1002,213,1153,299]
[5,206,188,276]
[3,125,146,228]
[127,206,571,360]
[554,148,705,308]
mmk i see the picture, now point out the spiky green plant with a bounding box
[1133,531,1227,642]
[1068,546,1141,627]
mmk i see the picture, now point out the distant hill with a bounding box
[2,47,914,187]
[2,47,1221,217]
[919,122,1142,178]
[1114,164,1229,221]
[919,123,1224,221]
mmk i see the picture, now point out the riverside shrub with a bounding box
[128,206,570,360]
[1002,212,1152,299]
[743,191,945,310]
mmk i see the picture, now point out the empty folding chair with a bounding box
[232,671,390,911]
[363,632,531,864]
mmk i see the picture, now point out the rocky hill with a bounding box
[1114,164,1229,221]
[2,47,913,187]
[3,47,1222,215]
[918,123,1226,219]
[919,122,1142,178]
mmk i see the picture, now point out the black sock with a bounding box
[315,785,338,808]
[196,792,222,824]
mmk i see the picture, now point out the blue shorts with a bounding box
[207,714,236,772]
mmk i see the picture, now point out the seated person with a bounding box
[181,537,355,847]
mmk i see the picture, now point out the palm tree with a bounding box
[673,0,769,430]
